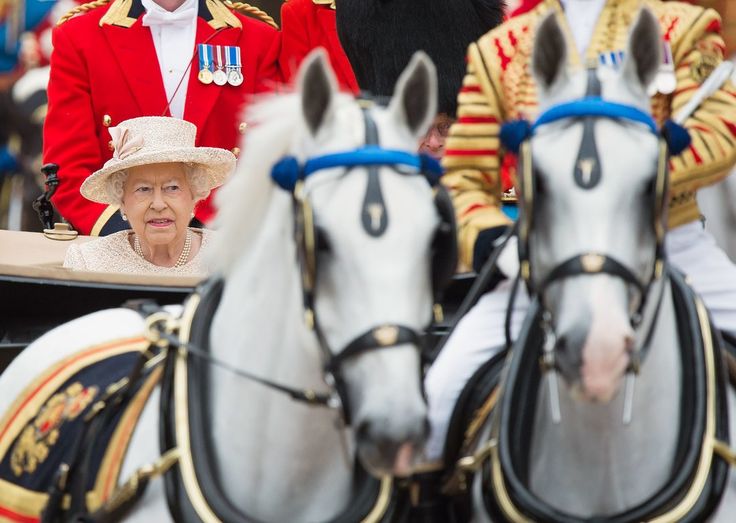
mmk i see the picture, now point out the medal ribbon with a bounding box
[226,45,237,71]
[215,45,225,72]
[198,44,213,73]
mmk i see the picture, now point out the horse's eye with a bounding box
[533,169,547,196]
[316,228,331,252]
[644,177,656,197]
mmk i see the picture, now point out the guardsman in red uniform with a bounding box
[279,0,358,92]
[426,0,736,467]
[43,0,280,236]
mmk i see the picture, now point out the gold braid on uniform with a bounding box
[57,0,110,26]
[223,0,278,29]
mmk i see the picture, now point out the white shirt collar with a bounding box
[141,0,198,27]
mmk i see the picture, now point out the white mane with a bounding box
[207,93,298,274]
[209,91,355,274]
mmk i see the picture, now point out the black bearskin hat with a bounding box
[336,0,506,117]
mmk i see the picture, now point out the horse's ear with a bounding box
[389,51,438,138]
[532,12,569,92]
[621,8,662,91]
[298,49,338,135]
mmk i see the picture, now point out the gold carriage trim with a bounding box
[0,337,158,520]
[89,205,119,237]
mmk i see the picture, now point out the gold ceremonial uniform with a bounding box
[443,0,736,269]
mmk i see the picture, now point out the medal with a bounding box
[198,44,214,85]
[228,69,243,86]
[226,46,244,86]
[213,45,228,86]
[213,69,228,86]
[199,69,214,84]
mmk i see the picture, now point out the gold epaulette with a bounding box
[312,0,335,10]
[648,0,708,43]
[223,0,278,29]
[57,0,110,26]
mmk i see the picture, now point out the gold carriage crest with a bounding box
[10,382,99,477]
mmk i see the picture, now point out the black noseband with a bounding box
[538,252,647,296]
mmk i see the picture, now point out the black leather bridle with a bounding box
[510,70,675,376]
[262,102,456,425]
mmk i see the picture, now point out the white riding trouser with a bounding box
[424,220,736,461]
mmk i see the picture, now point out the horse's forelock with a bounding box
[210,93,301,273]
[209,91,356,274]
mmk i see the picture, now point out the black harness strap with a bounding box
[159,279,394,523]
[326,325,421,373]
[360,109,388,236]
[481,269,731,522]
[573,69,603,189]
[538,253,646,296]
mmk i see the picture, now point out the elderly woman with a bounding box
[64,117,236,275]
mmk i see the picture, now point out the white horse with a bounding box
[0,51,447,522]
[453,10,736,521]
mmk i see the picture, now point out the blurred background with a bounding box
[0,0,733,234]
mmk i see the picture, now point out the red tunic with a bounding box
[279,0,358,93]
[43,0,281,235]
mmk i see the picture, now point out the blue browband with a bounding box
[532,97,658,134]
[272,146,443,192]
[500,96,690,155]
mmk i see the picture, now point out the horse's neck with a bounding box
[207,194,353,522]
[530,279,681,516]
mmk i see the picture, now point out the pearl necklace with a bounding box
[134,229,192,268]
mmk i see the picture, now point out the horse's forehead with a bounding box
[333,101,366,138]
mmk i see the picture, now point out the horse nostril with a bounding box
[555,335,567,354]
[355,420,371,444]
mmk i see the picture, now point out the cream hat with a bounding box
[80,117,237,204]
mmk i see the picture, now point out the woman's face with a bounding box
[121,163,195,247]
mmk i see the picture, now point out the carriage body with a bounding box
[0,229,197,371]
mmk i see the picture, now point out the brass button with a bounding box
[103,114,112,127]
[238,122,247,134]
[108,140,114,151]
[231,147,240,157]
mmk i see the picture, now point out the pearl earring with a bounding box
[121,213,128,221]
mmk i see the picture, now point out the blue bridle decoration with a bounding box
[533,97,657,134]
[500,96,690,155]
[271,146,443,192]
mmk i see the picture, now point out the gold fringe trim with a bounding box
[99,0,136,27]
[57,0,110,26]
[224,0,278,29]
[206,0,241,29]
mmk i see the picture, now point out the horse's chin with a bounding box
[569,376,623,404]
[358,442,419,478]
